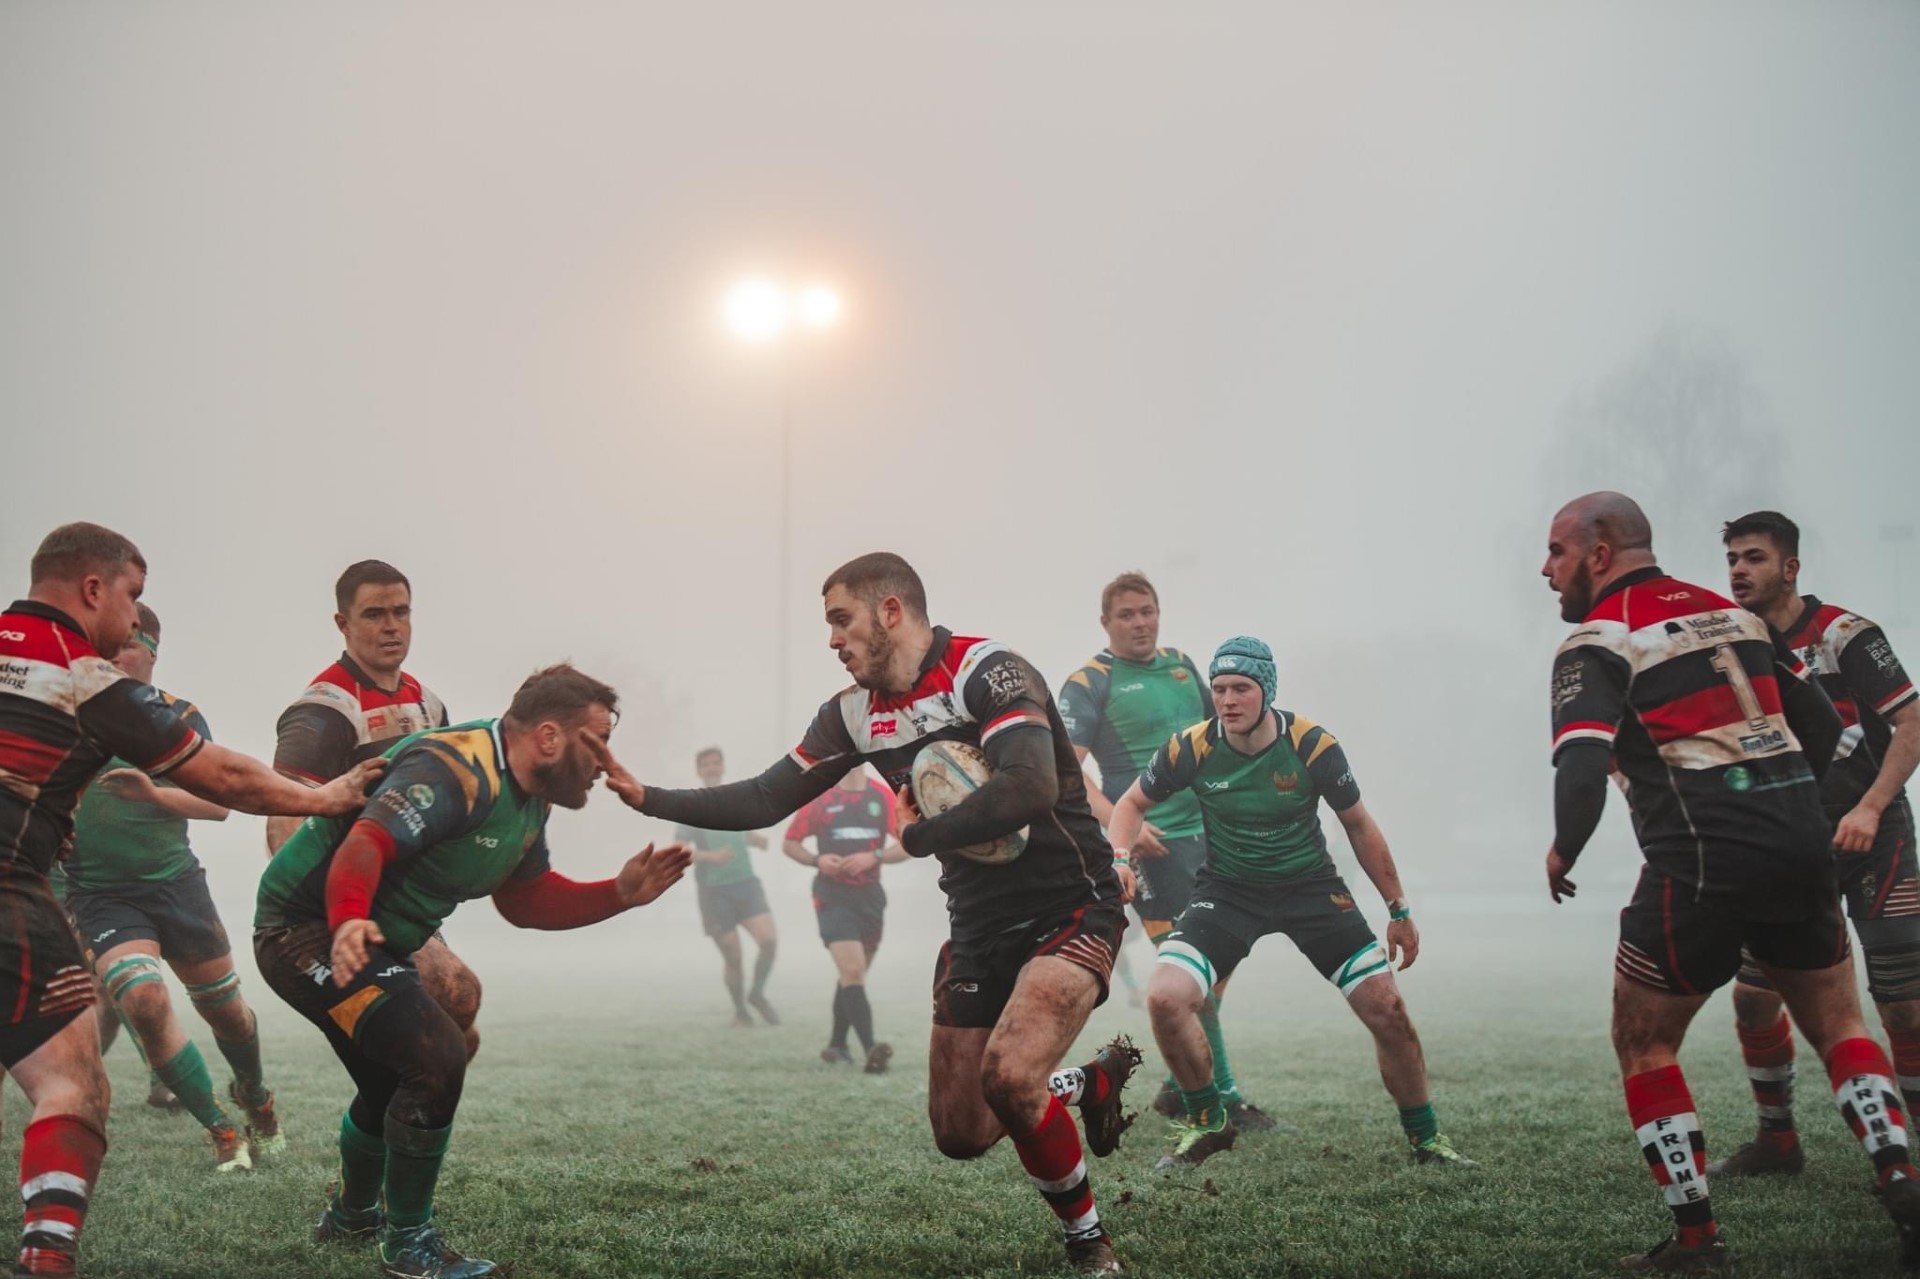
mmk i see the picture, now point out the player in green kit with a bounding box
[65,604,283,1171]
[255,665,691,1278]
[678,746,780,1027]
[1110,637,1473,1170]
[1059,573,1283,1133]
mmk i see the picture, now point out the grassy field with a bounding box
[5,900,1915,1278]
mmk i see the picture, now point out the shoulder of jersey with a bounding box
[0,613,120,704]
[1281,710,1338,765]
[1064,652,1113,692]
[157,690,201,720]
[403,724,502,812]
[947,635,1009,674]
[1815,602,1880,655]
[292,663,362,716]
[1165,719,1216,768]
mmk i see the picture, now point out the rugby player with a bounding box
[598,553,1140,1275]
[66,603,282,1171]
[1,522,381,1278]
[1109,636,1468,1170]
[780,766,907,1070]
[1709,510,1920,1179]
[1059,572,1280,1134]
[677,746,780,1027]
[256,664,690,1279]
[268,561,486,1060]
[1543,492,1920,1271]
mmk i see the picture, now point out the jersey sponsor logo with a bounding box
[1116,682,1146,693]
[1172,668,1191,682]
[870,717,898,738]
[368,713,387,729]
[1657,591,1693,602]
[474,834,499,848]
[406,784,436,810]
[1272,772,1299,792]
[371,788,426,837]
[1681,613,1745,642]
[1202,780,1230,792]
[1329,893,1355,911]
[0,630,23,642]
[1738,728,1788,755]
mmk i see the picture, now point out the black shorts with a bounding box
[1159,868,1387,997]
[932,900,1127,1030]
[67,867,231,966]
[816,883,885,949]
[0,879,95,1066]
[1739,803,1920,1000]
[254,920,422,1048]
[1618,866,1850,997]
[1131,833,1208,927]
[698,879,771,937]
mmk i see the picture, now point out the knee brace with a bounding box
[1331,940,1392,999]
[186,971,242,1009]
[1155,940,1217,998]
[103,954,164,1009]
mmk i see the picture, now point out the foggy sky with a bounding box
[4,3,1918,924]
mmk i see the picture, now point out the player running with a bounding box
[1059,572,1281,1134]
[66,603,283,1171]
[781,766,906,1070]
[677,746,781,1027]
[1708,510,1920,1180]
[1543,492,1920,1271]
[269,560,486,1060]
[598,553,1140,1275]
[1109,636,1468,1171]
[256,664,690,1279]
[2,522,381,1278]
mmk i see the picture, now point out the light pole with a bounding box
[724,278,842,740]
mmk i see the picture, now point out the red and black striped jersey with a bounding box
[1550,569,1832,903]
[0,601,203,883]
[1777,596,1916,820]
[272,654,448,785]
[788,629,1118,936]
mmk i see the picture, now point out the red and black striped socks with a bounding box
[1827,1036,1917,1186]
[1737,1012,1798,1152]
[17,1115,106,1278]
[1011,1097,1103,1245]
[1624,1065,1715,1247]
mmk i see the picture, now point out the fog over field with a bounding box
[4,2,1918,1033]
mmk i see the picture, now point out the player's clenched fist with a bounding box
[330,917,386,987]
[616,841,693,907]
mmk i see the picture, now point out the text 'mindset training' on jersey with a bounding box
[273,653,448,784]
[0,601,203,1030]
[1779,596,1917,822]
[1549,568,1832,915]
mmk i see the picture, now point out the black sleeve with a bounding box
[73,666,203,776]
[1775,648,1842,782]
[902,650,1059,858]
[642,756,841,831]
[1552,740,1612,865]
[273,701,357,783]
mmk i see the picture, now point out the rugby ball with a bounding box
[909,740,1029,865]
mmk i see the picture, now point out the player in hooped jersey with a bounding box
[1542,493,1920,1271]
[268,560,485,1061]
[781,767,907,1071]
[597,553,1140,1276]
[1708,511,1920,1181]
[1,523,382,1278]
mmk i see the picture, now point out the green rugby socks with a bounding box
[153,1043,234,1134]
[1399,1102,1439,1147]
[1181,1082,1224,1129]
[1200,997,1237,1099]
[382,1117,452,1229]
[337,1111,388,1214]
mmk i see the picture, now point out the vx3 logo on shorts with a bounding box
[375,966,406,978]
[92,929,116,944]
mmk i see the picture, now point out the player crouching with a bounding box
[254,665,690,1279]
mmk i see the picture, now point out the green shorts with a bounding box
[1159,867,1387,998]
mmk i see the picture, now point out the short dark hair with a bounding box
[695,745,724,764]
[135,603,161,643]
[822,552,927,620]
[29,522,147,586]
[334,560,411,614]
[1100,571,1158,617]
[1722,510,1800,558]
[504,663,620,731]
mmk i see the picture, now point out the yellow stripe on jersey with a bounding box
[1289,715,1339,767]
[413,729,502,812]
[1186,722,1213,763]
[1067,669,1094,690]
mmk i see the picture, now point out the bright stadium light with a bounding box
[797,285,842,329]
[725,277,789,342]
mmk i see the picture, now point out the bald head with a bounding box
[1554,491,1654,557]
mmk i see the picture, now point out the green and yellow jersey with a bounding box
[1058,647,1212,840]
[256,718,551,955]
[65,690,212,893]
[1138,709,1360,882]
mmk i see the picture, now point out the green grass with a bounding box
[5,908,1916,1278]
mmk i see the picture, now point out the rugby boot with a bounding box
[1225,1098,1297,1136]
[1410,1133,1477,1167]
[1155,1116,1237,1170]
[1616,1235,1729,1272]
[863,1042,894,1075]
[1077,1035,1144,1158]
[379,1220,498,1279]
[1705,1136,1804,1178]
[231,1080,288,1157]
[211,1125,253,1173]
[314,1183,383,1246]
[1875,1168,1920,1266]
[1064,1231,1125,1275]
[748,993,781,1026]
[1150,1081,1182,1120]
[820,1044,854,1066]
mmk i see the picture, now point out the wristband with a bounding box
[1113,848,1133,864]
[1387,898,1411,921]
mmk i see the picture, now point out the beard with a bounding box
[850,624,895,691]
[1558,560,1595,623]
[532,755,594,810]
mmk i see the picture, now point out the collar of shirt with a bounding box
[1589,565,1666,610]
[337,650,408,697]
[7,599,88,639]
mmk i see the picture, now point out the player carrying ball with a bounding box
[598,553,1141,1275]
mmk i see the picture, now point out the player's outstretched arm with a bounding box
[95,768,229,821]
[168,743,385,818]
[491,843,693,929]
[593,738,835,830]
